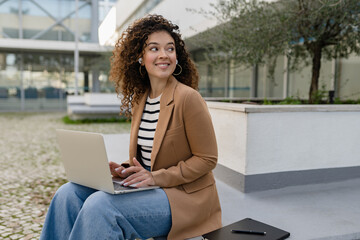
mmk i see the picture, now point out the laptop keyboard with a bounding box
[113,182,136,191]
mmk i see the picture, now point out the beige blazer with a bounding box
[128,76,222,239]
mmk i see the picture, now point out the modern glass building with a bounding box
[104,0,360,102]
[2,0,359,111]
[0,0,115,111]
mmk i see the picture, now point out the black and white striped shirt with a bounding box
[137,94,161,168]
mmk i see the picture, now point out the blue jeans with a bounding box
[40,182,172,240]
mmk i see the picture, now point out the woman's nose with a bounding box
[158,48,168,58]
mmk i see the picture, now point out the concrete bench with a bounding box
[67,93,122,120]
[207,101,360,192]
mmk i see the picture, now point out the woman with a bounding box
[40,14,221,240]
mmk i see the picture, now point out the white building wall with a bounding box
[149,0,218,39]
[208,106,248,174]
[99,7,117,45]
[115,0,145,28]
[246,111,360,174]
[100,0,218,44]
[207,102,360,176]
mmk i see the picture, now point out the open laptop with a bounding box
[56,129,159,194]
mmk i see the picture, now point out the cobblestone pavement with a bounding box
[0,112,131,240]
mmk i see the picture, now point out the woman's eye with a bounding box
[168,47,174,52]
[150,47,157,51]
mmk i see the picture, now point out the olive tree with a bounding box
[196,0,360,103]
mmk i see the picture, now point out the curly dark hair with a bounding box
[109,14,199,117]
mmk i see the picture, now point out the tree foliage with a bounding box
[197,0,360,103]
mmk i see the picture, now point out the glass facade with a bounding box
[99,0,116,23]
[0,0,19,38]
[230,63,252,98]
[338,55,360,100]
[98,0,360,104]
[0,0,93,42]
[257,56,285,99]
[196,61,227,97]
[196,59,253,98]
[191,48,360,101]
[2,0,359,111]
[0,0,113,111]
[288,58,333,99]
[0,51,113,111]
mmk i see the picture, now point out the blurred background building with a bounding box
[0,0,115,111]
[102,0,359,101]
[1,0,359,111]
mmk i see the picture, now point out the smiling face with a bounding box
[141,31,177,82]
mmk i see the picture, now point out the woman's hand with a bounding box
[121,158,155,188]
[109,161,131,179]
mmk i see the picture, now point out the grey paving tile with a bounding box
[0,112,131,238]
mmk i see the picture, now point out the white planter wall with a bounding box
[207,107,248,174]
[207,102,360,191]
[246,111,360,174]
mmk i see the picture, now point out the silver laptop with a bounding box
[56,129,159,194]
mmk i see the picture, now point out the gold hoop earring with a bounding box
[173,64,182,76]
[139,65,144,77]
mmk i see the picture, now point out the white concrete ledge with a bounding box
[67,95,85,105]
[84,93,121,106]
[207,101,360,192]
[207,101,360,113]
[68,105,120,114]
[67,93,122,120]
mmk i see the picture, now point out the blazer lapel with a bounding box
[129,90,148,163]
[151,76,177,170]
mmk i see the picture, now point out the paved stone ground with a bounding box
[0,112,131,240]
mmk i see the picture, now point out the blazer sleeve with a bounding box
[151,90,218,187]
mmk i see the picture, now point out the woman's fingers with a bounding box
[109,161,130,178]
[120,158,143,175]
[109,161,121,170]
[123,169,155,187]
[109,161,121,176]
[132,157,142,167]
[114,158,155,187]
[122,170,145,184]
[132,178,153,188]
